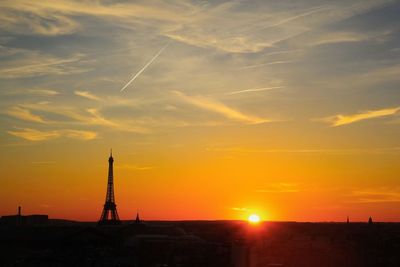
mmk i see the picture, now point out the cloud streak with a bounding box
[310,31,371,46]
[348,188,400,203]
[228,86,283,95]
[13,103,151,134]
[6,106,47,123]
[319,107,400,126]
[0,0,191,36]
[240,61,296,70]
[256,183,300,193]
[7,128,97,141]
[74,91,101,101]
[0,0,392,54]
[0,53,89,78]
[230,207,249,212]
[117,164,153,171]
[173,90,270,124]
[206,146,400,155]
[258,5,330,30]
[27,89,59,96]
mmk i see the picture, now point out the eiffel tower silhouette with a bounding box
[98,150,121,225]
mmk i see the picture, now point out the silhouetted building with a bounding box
[0,206,48,226]
[368,216,373,224]
[99,150,121,225]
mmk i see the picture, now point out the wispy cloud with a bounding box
[310,31,371,46]
[117,164,153,171]
[347,188,400,203]
[173,90,269,124]
[2,88,60,96]
[0,2,78,36]
[259,5,330,29]
[239,61,296,70]
[0,16,73,37]
[256,183,300,193]
[227,86,283,95]
[7,128,60,141]
[230,207,249,212]
[0,53,90,78]
[0,0,391,54]
[14,103,151,134]
[163,4,330,53]
[0,0,191,36]
[7,128,97,141]
[358,65,400,84]
[6,106,47,123]
[85,108,122,127]
[74,91,101,101]
[318,107,400,126]
[206,146,400,155]
[309,63,400,93]
[63,129,97,140]
[0,44,28,56]
[27,89,59,96]
[163,1,390,53]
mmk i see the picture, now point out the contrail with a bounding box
[258,5,330,30]
[120,41,170,92]
[239,60,296,70]
[228,86,283,95]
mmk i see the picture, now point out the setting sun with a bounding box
[248,214,261,224]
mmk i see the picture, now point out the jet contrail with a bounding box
[120,41,170,92]
[228,86,283,95]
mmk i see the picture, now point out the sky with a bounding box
[0,0,400,222]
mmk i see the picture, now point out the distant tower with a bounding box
[17,206,22,226]
[99,150,121,225]
[346,216,349,224]
[368,216,373,225]
[135,213,141,223]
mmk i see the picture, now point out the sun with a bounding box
[248,214,261,224]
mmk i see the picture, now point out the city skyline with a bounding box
[1,0,400,222]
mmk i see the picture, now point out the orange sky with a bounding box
[1,127,400,222]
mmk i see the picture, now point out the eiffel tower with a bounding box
[98,150,121,225]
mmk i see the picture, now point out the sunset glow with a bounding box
[1,0,400,223]
[248,214,261,224]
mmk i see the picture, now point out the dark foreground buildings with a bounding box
[0,206,48,227]
[0,219,228,267]
[1,219,400,267]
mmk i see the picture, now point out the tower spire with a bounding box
[99,150,120,225]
